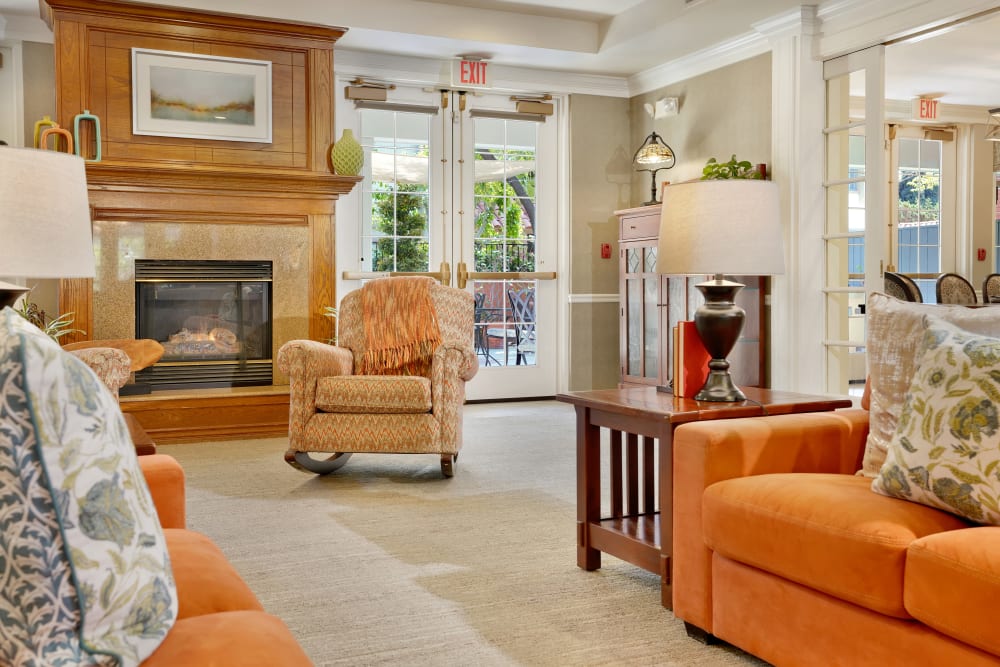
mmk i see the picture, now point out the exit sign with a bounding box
[912,98,939,121]
[451,59,491,89]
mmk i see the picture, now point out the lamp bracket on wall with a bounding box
[345,77,396,103]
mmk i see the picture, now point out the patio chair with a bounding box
[277,277,478,477]
[507,287,536,365]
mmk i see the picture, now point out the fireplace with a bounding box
[134,259,273,390]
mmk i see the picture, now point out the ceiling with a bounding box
[2,0,1000,108]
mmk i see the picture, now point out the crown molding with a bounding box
[335,48,629,97]
[627,30,769,97]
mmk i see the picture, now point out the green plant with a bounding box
[701,154,763,180]
[14,293,85,343]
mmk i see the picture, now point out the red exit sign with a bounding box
[912,97,939,121]
[451,59,491,89]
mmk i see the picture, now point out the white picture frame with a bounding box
[131,48,272,143]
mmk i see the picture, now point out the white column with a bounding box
[754,6,827,394]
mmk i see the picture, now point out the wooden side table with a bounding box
[123,412,157,456]
[556,386,852,609]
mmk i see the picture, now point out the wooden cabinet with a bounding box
[617,204,767,390]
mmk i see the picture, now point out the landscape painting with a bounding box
[149,66,255,125]
[132,49,272,143]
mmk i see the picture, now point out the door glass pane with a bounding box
[360,108,432,271]
[472,116,540,367]
[896,137,941,278]
[643,277,658,379]
[473,117,537,273]
[627,278,640,376]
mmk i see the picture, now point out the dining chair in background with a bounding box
[935,272,977,305]
[983,273,1000,304]
[884,271,923,303]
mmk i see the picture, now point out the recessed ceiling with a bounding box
[2,0,1000,108]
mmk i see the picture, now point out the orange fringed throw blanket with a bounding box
[358,277,441,376]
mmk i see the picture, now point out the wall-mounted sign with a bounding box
[912,97,939,121]
[452,59,491,89]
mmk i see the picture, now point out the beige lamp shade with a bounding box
[657,179,784,277]
[0,147,95,279]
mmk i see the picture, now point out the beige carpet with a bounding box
[158,400,769,667]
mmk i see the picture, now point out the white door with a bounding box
[336,83,560,400]
[822,46,887,394]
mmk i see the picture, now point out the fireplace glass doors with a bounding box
[134,259,273,390]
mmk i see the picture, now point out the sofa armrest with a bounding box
[139,454,187,529]
[671,408,870,634]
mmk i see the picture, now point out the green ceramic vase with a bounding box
[330,129,363,176]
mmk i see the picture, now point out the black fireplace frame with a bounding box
[133,259,274,391]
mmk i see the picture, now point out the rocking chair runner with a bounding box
[277,277,478,477]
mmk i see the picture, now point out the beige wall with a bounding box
[567,94,630,391]
[630,53,772,202]
[21,41,55,149]
[566,55,773,392]
[971,125,995,290]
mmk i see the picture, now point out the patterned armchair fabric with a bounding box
[277,279,478,476]
[68,346,131,399]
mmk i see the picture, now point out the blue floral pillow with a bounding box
[872,314,1000,525]
[0,307,177,666]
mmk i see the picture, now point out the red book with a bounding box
[674,321,711,398]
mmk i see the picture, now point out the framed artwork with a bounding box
[131,48,272,143]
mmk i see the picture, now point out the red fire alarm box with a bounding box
[600,243,612,259]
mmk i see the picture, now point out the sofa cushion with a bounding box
[141,610,313,667]
[165,529,264,620]
[703,473,970,617]
[905,527,1000,657]
[0,307,178,667]
[316,374,432,413]
[862,293,1000,477]
[872,317,1000,525]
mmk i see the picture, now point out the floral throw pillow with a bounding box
[872,315,1000,525]
[861,292,1000,477]
[0,307,177,666]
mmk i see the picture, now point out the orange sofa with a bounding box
[138,454,312,666]
[672,407,1000,667]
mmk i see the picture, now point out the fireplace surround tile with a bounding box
[92,221,310,385]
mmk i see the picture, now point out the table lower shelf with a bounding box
[586,513,661,574]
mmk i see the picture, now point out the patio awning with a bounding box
[370,152,534,185]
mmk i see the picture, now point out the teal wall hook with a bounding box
[73,109,102,162]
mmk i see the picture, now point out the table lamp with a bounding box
[658,179,783,402]
[0,147,95,309]
[633,131,675,205]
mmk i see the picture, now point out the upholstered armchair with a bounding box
[277,277,478,477]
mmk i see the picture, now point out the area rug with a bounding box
[158,400,767,666]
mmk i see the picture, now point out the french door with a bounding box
[822,46,886,394]
[336,83,559,400]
